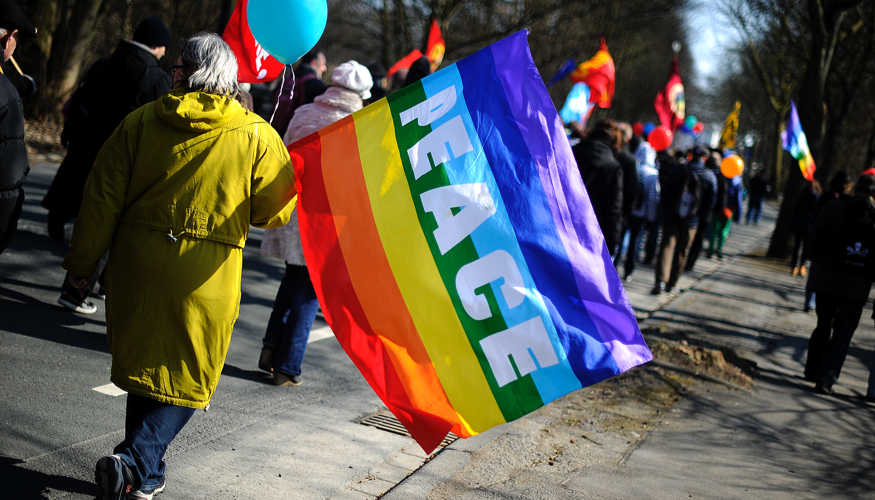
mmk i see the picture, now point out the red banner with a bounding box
[426,19,445,72]
[222,0,285,84]
[653,58,685,132]
[386,49,424,82]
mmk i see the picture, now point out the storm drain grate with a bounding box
[359,411,459,448]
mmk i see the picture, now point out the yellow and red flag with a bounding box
[426,18,446,72]
[569,38,615,108]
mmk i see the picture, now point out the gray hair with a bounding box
[179,32,239,98]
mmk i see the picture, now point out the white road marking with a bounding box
[91,327,334,396]
[93,383,126,397]
[308,325,335,343]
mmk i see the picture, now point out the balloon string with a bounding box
[269,65,294,126]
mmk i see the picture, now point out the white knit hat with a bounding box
[332,60,374,100]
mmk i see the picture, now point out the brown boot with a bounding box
[258,347,275,373]
[273,372,302,386]
[792,267,799,277]
[800,265,807,277]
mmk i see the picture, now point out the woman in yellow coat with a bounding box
[63,33,297,500]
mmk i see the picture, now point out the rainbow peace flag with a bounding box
[781,100,816,181]
[289,31,650,453]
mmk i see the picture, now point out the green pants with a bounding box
[707,217,731,257]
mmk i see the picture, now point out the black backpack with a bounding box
[674,164,701,220]
[829,196,875,276]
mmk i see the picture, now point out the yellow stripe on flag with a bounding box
[353,100,506,435]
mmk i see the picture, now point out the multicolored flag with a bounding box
[558,82,594,126]
[426,18,446,72]
[221,0,285,83]
[288,31,651,454]
[654,58,685,131]
[387,49,424,82]
[781,100,816,181]
[718,101,741,150]
[569,38,615,108]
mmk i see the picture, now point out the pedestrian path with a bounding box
[382,201,875,500]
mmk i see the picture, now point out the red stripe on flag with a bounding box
[290,133,452,453]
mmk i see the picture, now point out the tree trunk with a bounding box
[766,0,853,258]
[39,0,112,118]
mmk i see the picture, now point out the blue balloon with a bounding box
[642,122,656,136]
[680,124,691,133]
[248,0,328,65]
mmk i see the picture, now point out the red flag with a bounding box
[386,49,424,82]
[426,18,445,72]
[569,38,615,108]
[653,58,685,132]
[222,0,285,84]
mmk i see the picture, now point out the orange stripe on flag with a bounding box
[318,122,466,437]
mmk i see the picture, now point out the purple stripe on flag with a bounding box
[488,32,651,371]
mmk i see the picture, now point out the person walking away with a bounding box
[62,33,298,500]
[803,171,852,312]
[651,147,715,294]
[709,173,742,259]
[613,122,639,265]
[804,174,875,395]
[623,142,659,281]
[686,149,721,271]
[42,17,172,314]
[791,180,821,277]
[0,2,35,256]
[572,120,624,255]
[269,48,327,136]
[745,171,770,224]
[259,61,373,386]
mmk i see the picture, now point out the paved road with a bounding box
[3,162,872,499]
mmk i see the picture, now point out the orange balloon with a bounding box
[720,155,744,178]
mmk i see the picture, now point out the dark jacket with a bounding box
[792,188,820,231]
[42,42,171,219]
[0,69,29,254]
[662,159,716,228]
[749,175,769,201]
[617,148,638,217]
[809,194,875,303]
[573,137,623,251]
[271,64,327,136]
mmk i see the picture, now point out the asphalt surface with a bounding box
[2,161,873,499]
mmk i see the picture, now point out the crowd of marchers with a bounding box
[568,119,875,406]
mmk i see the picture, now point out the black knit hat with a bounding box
[133,16,170,48]
[0,0,36,39]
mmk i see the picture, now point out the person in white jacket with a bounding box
[258,61,373,386]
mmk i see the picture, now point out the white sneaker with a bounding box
[128,477,166,499]
[58,290,98,314]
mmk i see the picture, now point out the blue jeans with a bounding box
[804,291,864,387]
[262,263,320,376]
[745,196,763,224]
[114,394,196,490]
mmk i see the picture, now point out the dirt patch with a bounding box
[25,118,63,156]
[643,327,756,389]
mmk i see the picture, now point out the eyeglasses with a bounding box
[170,65,184,75]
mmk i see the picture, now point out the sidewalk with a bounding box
[379,203,875,500]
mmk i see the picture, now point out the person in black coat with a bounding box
[613,122,638,266]
[0,1,36,255]
[686,150,725,271]
[572,120,624,254]
[42,17,172,243]
[790,180,821,276]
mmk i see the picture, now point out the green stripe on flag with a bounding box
[386,82,545,421]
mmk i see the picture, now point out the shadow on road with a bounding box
[0,456,95,500]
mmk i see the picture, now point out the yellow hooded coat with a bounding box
[63,89,297,408]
